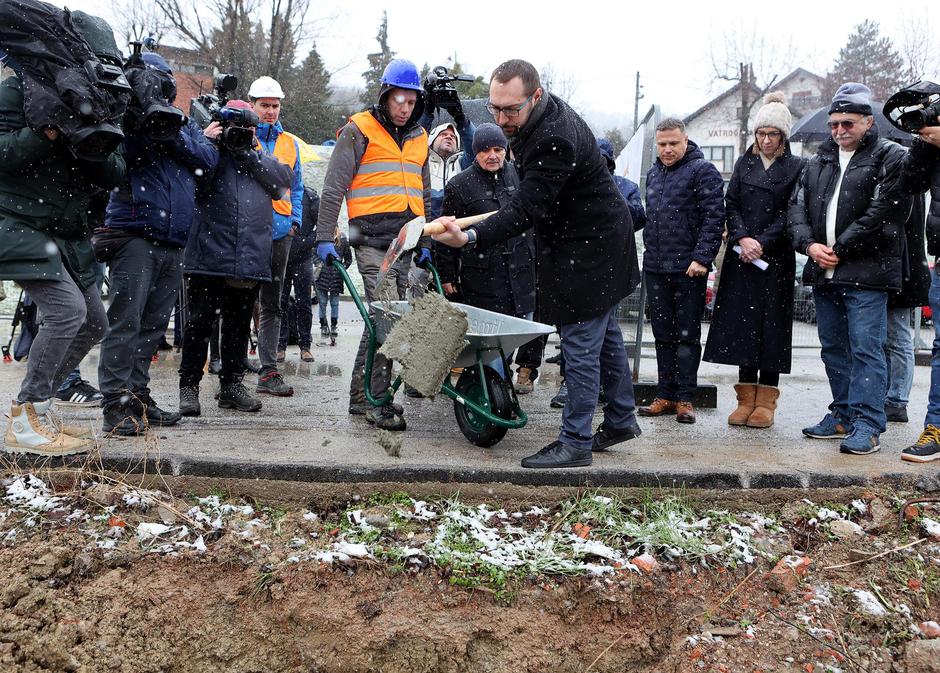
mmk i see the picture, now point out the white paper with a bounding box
[733,245,769,271]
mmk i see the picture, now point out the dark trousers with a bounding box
[645,271,707,401]
[278,256,314,351]
[98,237,183,403]
[178,275,257,387]
[258,236,292,372]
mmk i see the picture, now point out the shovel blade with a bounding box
[375,215,425,291]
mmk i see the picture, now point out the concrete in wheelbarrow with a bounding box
[0,301,936,491]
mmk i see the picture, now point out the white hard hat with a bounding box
[248,76,285,99]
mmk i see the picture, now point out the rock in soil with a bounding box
[906,639,940,673]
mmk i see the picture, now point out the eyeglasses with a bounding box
[485,93,534,119]
[756,130,782,139]
[828,120,859,130]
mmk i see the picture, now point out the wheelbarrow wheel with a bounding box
[453,366,512,447]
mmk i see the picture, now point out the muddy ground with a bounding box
[0,467,938,673]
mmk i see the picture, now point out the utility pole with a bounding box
[739,62,752,155]
[633,71,643,132]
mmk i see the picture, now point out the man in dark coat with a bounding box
[789,83,910,456]
[0,12,126,456]
[177,100,293,418]
[96,52,218,436]
[897,122,940,463]
[640,118,725,424]
[278,186,320,362]
[433,59,641,469]
[437,122,541,391]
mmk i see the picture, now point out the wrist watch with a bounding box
[464,227,478,249]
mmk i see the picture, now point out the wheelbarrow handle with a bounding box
[422,211,496,236]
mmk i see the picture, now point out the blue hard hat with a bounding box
[381,59,422,92]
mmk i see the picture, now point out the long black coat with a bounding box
[473,94,639,325]
[436,161,536,316]
[704,148,804,373]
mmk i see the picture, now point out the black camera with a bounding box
[122,42,186,142]
[217,106,259,153]
[83,59,131,95]
[424,65,474,109]
[190,74,239,129]
[884,82,940,133]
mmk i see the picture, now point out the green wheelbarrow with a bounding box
[333,260,554,447]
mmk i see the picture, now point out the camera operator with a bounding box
[898,120,940,463]
[95,52,218,437]
[177,100,293,417]
[0,11,126,456]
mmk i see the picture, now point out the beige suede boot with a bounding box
[728,384,757,426]
[746,385,780,428]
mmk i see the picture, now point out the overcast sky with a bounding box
[49,0,940,131]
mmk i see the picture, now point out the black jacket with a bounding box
[288,187,320,265]
[899,137,940,257]
[437,161,536,316]
[473,94,638,325]
[789,127,910,292]
[703,147,804,373]
[643,140,725,274]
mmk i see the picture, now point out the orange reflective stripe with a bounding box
[272,132,298,216]
[346,111,427,219]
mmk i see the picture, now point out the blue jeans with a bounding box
[814,284,888,434]
[558,306,637,450]
[316,287,340,323]
[926,270,940,427]
[57,368,81,393]
[885,307,914,408]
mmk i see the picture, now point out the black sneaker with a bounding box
[365,404,406,431]
[550,381,568,409]
[521,440,592,468]
[320,323,331,338]
[218,381,262,412]
[592,419,642,452]
[55,379,103,407]
[179,386,201,417]
[257,370,294,396]
[545,353,562,365]
[901,425,940,463]
[101,398,146,437]
[885,405,909,423]
[142,393,181,427]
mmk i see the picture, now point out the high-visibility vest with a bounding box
[271,131,298,216]
[346,111,427,219]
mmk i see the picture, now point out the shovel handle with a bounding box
[422,211,496,236]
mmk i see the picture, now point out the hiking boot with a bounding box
[142,393,181,427]
[257,370,294,396]
[550,381,568,409]
[320,321,330,338]
[330,318,339,338]
[515,367,535,395]
[350,400,404,416]
[592,418,642,452]
[676,401,696,424]
[746,385,779,428]
[840,427,881,456]
[218,381,262,412]
[802,413,852,439]
[179,386,201,417]
[728,383,756,426]
[4,400,91,456]
[300,350,314,363]
[521,440,592,468]
[101,398,146,437]
[637,397,677,417]
[365,404,406,431]
[885,404,909,423]
[901,425,940,463]
[54,379,103,407]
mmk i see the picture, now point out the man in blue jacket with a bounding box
[639,118,724,424]
[249,76,304,397]
[96,52,217,436]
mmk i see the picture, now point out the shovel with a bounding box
[374,211,496,294]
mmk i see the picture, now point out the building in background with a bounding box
[157,45,214,113]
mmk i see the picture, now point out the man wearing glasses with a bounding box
[790,82,910,455]
[433,59,641,469]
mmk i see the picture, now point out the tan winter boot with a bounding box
[746,385,780,428]
[4,400,91,456]
[728,383,757,426]
[515,367,535,394]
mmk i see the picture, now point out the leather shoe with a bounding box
[676,401,696,424]
[592,419,642,452]
[521,440,592,468]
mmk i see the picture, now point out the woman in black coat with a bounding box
[703,93,805,429]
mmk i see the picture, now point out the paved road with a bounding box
[0,302,936,490]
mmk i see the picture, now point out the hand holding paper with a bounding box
[733,245,769,271]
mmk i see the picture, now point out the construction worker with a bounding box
[248,76,304,397]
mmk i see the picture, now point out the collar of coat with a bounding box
[509,92,553,154]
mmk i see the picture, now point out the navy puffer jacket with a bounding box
[643,140,725,274]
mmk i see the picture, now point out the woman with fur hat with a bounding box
[703,92,805,428]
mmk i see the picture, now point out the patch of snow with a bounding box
[853,589,888,616]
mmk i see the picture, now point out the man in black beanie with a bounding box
[790,82,910,456]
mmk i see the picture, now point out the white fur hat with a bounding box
[753,91,792,137]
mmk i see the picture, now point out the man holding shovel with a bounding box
[433,59,642,468]
[317,59,434,431]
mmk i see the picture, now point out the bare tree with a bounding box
[113,0,171,49]
[709,21,796,154]
[898,8,940,83]
[540,63,581,111]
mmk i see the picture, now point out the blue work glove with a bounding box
[316,242,339,263]
[415,247,432,269]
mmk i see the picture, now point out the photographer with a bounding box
[96,52,218,437]
[178,100,293,417]
[0,11,126,456]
